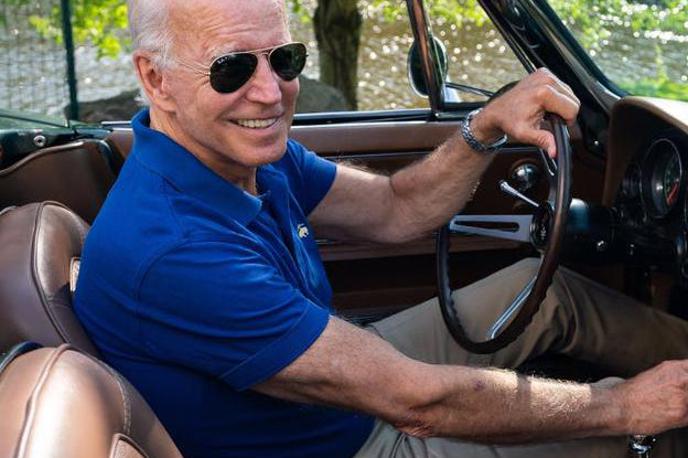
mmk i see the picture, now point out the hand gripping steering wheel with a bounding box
[436,115,572,354]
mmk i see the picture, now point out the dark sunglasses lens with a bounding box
[209,53,258,93]
[270,43,307,81]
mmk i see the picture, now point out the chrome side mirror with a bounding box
[407,35,448,97]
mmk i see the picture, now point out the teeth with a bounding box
[234,118,278,129]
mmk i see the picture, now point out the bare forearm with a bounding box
[411,365,623,443]
[257,319,626,444]
[382,133,493,242]
[308,136,492,244]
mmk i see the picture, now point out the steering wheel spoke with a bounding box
[486,275,537,340]
[448,214,533,243]
[436,113,572,354]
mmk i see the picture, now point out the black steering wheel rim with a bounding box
[436,116,572,354]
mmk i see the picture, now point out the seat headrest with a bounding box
[0,345,182,458]
[0,202,98,355]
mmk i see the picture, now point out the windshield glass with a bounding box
[548,0,688,102]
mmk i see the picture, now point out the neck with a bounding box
[149,108,259,195]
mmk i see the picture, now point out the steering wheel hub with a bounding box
[530,204,554,250]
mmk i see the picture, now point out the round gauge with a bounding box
[685,186,688,227]
[642,139,683,219]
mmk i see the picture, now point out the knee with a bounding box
[510,257,540,277]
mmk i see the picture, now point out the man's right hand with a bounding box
[615,360,688,434]
[472,68,580,158]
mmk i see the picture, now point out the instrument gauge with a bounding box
[642,139,683,219]
[685,186,688,228]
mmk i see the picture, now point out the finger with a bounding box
[533,68,581,107]
[539,85,580,124]
[518,126,557,158]
[552,80,580,109]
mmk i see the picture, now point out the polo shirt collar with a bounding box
[131,109,264,226]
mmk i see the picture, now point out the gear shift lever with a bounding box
[629,435,656,457]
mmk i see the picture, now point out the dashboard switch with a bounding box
[510,163,540,192]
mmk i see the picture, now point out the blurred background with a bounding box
[1,0,686,122]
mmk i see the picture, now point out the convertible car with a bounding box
[0,0,686,456]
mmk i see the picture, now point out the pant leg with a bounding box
[369,257,688,374]
[355,420,687,458]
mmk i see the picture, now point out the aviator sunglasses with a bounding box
[181,42,308,94]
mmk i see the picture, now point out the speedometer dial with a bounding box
[663,151,681,208]
[642,139,683,219]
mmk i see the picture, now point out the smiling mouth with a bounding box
[232,118,280,129]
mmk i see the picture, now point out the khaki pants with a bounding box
[354,258,688,457]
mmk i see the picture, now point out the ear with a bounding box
[132,51,177,113]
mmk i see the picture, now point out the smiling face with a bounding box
[144,0,298,186]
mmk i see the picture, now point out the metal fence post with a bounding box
[60,0,79,120]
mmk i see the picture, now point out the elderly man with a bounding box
[74,0,688,457]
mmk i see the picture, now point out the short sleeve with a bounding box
[277,140,337,215]
[136,239,331,391]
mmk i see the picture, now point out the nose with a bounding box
[245,54,282,105]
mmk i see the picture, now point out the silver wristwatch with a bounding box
[461,108,508,153]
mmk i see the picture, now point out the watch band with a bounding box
[461,108,508,153]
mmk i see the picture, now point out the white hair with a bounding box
[128,0,174,69]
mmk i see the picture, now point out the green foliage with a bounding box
[288,0,313,23]
[548,0,688,100]
[619,77,688,102]
[549,0,688,51]
[0,0,129,58]
[71,0,129,58]
[287,0,487,27]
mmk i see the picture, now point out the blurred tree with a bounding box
[313,0,362,109]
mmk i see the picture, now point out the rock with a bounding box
[68,75,348,123]
[296,75,350,112]
[68,89,144,123]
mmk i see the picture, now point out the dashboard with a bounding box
[605,97,688,284]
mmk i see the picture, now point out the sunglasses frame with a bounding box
[177,42,308,94]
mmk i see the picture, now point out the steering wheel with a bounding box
[436,115,572,354]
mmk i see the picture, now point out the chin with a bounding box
[231,135,289,167]
[225,144,285,169]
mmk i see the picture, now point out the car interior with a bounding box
[0,0,687,456]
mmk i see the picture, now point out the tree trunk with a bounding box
[313,0,362,110]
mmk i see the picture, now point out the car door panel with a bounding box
[291,119,566,316]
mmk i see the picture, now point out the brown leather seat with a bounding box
[0,344,181,458]
[106,129,134,162]
[0,140,119,223]
[0,202,98,355]
[0,202,183,456]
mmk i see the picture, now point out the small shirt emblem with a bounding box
[296,224,310,239]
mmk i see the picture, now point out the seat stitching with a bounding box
[109,433,150,458]
[30,203,71,343]
[101,363,132,435]
[72,350,132,435]
[0,142,87,176]
[30,203,83,345]
[14,345,72,458]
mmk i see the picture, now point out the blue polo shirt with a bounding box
[74,110,374,457]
